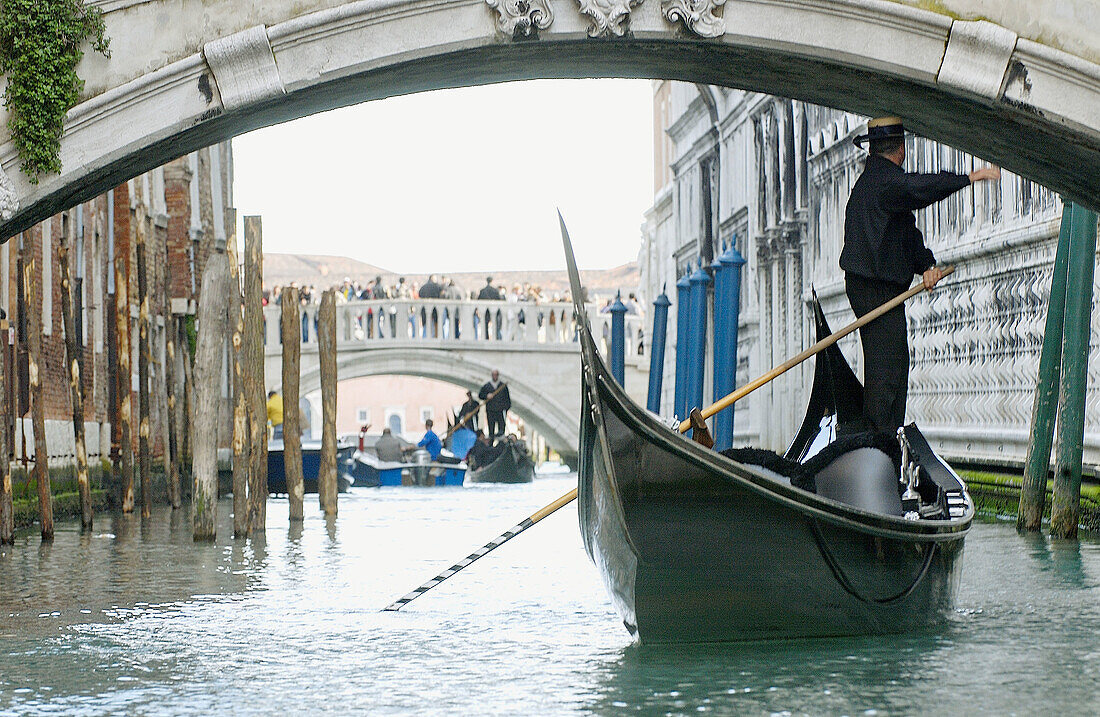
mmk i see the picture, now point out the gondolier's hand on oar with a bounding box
[922,266,946,291]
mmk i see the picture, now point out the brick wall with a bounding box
[2,144,234,466]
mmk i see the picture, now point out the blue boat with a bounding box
[267,439,355,494]
[349,451,406,487]
[351,449,467,487]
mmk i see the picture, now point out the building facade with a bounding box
[640,82,1097,470]
[0,142,234,470]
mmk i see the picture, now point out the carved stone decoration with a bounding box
[203,26,285,112]
[486,0,554,40]
[662,0,726,38]
[576,0,642,38]
[0,166,16,223]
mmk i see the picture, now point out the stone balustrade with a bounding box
[263,299,645,356]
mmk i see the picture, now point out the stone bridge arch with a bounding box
[284,343,583,465]
[0,0,1098,236]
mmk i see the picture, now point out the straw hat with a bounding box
[853,116,906,147]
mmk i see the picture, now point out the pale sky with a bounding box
[232,79,655,273]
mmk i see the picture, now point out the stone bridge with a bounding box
[0,0,1098,239]
[262,298,648,462]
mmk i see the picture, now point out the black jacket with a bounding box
[841,154,970,286]
[477,284,502,300]
[479,382,511,414]
[458,398,480,430]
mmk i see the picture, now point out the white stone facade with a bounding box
[640,82,1098,471]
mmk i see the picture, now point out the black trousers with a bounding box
[846,274,910,433]
[487,410,506,438]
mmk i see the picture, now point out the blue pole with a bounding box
[714,241,746,450]
[647,287,672,413]
[674,271,691,419]
[610,291,627,386]
[687,261,711,416]
[711,243,729,448]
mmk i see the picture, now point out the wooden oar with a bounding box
[382,487,578,611]
[442,383,506,441]
[676,267,954,433]
[383,270,951,611]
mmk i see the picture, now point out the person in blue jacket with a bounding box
[416,419,442,460]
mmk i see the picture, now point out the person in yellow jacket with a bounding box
[266,391,284,439]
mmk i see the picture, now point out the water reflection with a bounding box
[3,488,1100,714]
[1018,529,1093,589]
[588,630,959,714]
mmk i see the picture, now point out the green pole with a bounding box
[1050,203,1098,540]
[1018,201,1073,531]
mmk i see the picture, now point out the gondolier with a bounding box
[478,370,511,440]
[458,390,480,432]
[842,116,1000,432]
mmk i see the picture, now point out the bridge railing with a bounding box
[263,299,646,355]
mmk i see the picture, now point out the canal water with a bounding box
[2,474,1099,715]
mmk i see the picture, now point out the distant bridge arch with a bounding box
[299,344,580,462]
[1,0,1099,237]
[263,298,650,465]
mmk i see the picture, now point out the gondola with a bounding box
[348,451,404,487]
[267,438,355,494]
[466,439,535,484]
[561,219,973,644]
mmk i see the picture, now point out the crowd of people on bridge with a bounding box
[260,274,646,351]
[262,275,587,307]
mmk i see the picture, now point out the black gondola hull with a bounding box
[560,214,971,643]
[467,444,535,484]
[582,384,967,643]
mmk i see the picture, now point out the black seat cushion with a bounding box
[721,431,902,503]
[720,447,814,491]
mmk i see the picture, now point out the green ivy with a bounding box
[0,0,109,183]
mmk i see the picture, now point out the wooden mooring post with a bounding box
[1019,203,1073,530]
[114,253,135,513]
[192,246,231,540]
[22,238,52,539]
[164,312,181,510]
[317,289,338,517]
[136,209,152,518]
[178,317,193,472]
[281,286,305,521]
[0,312,12,544]
[1050,203,1098,539]
[228,215,249,537]
[243,216,267,535]
[58,229,93,529]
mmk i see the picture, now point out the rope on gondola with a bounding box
[809,519,937,605]
[382,487,578,611]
